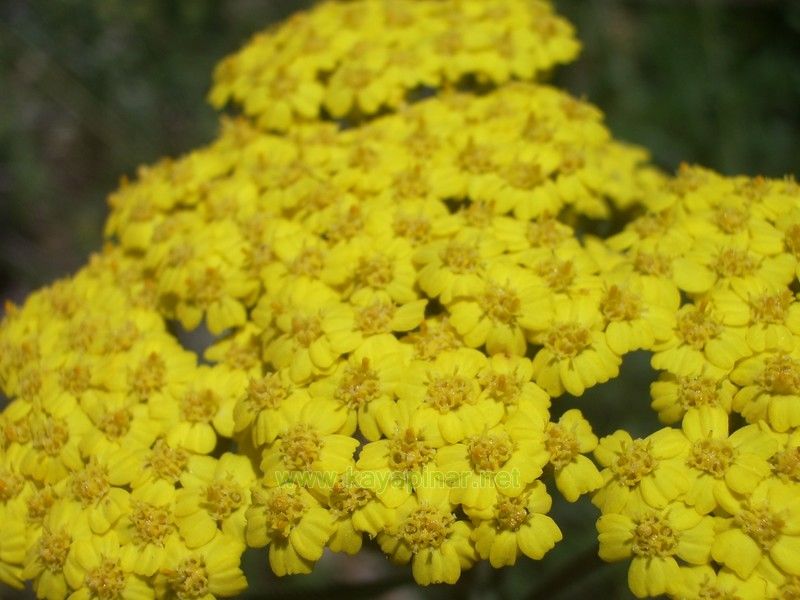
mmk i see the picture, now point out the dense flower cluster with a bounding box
[2,1,798,599]
[595,168,800,599]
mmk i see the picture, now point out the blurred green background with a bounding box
[1,1,799,598]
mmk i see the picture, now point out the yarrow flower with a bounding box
[3,0,800,598]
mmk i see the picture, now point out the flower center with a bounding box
[687,439,735,478]
[503,162,543,190]
[601,285,642,322]
[773,447,800,482]
[187,267,224,307]
[631,514,678,557]
[32,416,69,456]
[72,462,110,506]
[405,319,462,360]
[99,409,132,440]
[246,374,289,410]
[537,257,575,292]
[480,283,521,324]
[785,225,800,259]
[462,201,495,228]
[527,218,571,248]
[27,485,57,523]
[677,376,718,410]
[0,469,23,502]
[545,323,591,359]
[147,440,188,483]
[85,558,126,600]
[167,557,209,600]
[335,358,381,409]
[677,306,721,349]
[328,479,373,518]
[291,315,323,348]
[388,428,435,472]
[130,352,166,398]
[495,495,529,531]
[426,375,475,412]
[393,214,431,244]
[441,241,479,273]
[38,527,71,571]
[545,423,580,469]
[181,389,218,423]
[355,301,396,335]
[393,166,429,199]
[263,488,306,538]
[736,504,784,551]
[290,247,324,278]
[759,354,800,395]
[203,480,244,521]
[400,505,455,552]
[18,368,42,400]
[778,576,800,600]
[459,140,494,174]
[468,433,513,473]
[714,248,756,278]
[634,252,672,276]
[751,290,792,324]
[356,255,393,290]
[130,501,174,546]
[280,424,323,471]
[613,440,657,486]
[715,206,748,234]
[60,364,91,395]
[479,371,523,405]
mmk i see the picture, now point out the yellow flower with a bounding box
[64,531,154,600]
[395,348,504,444]
[712,479,800,580]
[415,234,504,304]
[675,565,768,600]
[117,480,181,577]
[356,399,444,507]
[652,298,750,377]
[650,367,735,425]
[150,365,246,454]
[771,429,800,485]
[259,399,358,488]
[309,334,412,441]
[261,281,361,383]
[0,502,26,590]
[545,409,603,502]
[377,486,476,585]
[531,296,621,397]
[157,534,247,600]
[593,428,690,514]
[681,407,777,514]
[599,276,676,356]
[436,414,549,510]
[245,483,334,576]
[731,350,800,432]
[448,260,553,355]
[477,354,551,415]
[597,503,715,598]
[65,455,131,535]
[322,474,397,555]
[471,481,562,568]
[23,501,91,600]
[175,453,256,549]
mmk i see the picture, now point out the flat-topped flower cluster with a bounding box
[1,1,799,599]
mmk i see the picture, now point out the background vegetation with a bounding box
[1,1,799,598]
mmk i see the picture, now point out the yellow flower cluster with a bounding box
[0,253,251,600]
[209,0,580,130]
[595,167,800,599]
[2,0,800,598]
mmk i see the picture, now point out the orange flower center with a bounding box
[545,423,580,470]
[687,438,735,478]
[545,323,591,359]
[400,505,455,551]
[468,433,513,473]
[613,440,657,487]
